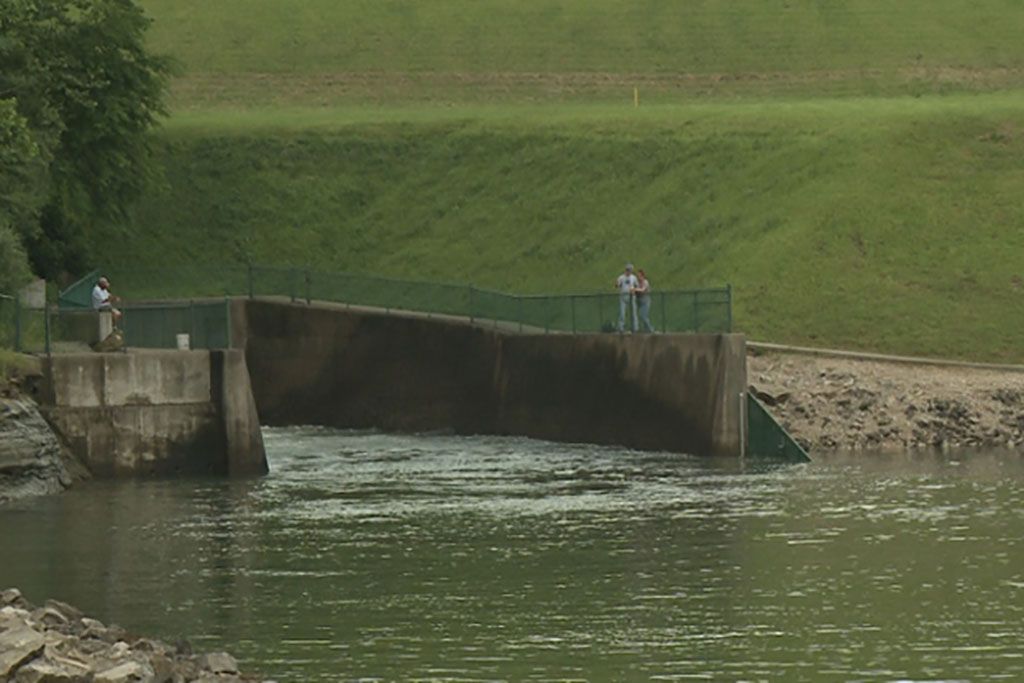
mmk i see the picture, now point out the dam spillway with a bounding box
[237,299,748,457]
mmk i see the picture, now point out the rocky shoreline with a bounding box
[0,356,89,505]
[0,589,269,683]
[0,397,84,505]
[749,349,1024,452]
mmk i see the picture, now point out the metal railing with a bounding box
[4,298,232,354]
[59,265,732,336]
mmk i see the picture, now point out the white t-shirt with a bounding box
[616,273,638,294]
[91,284,110,309]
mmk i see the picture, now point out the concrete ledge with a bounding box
[47,351,212,408]
[42,350,267,478]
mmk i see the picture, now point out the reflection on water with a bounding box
[2,429,1024,680]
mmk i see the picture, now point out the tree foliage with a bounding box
[0,0,169,280]
[0,99,39,292]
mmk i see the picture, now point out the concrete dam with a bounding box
[239,299,747,457]
[36,297,802,478]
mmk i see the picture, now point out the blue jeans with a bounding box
[618,294,637,332]
[637,295,655,332]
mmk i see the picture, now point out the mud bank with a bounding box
[749,350,1024,452]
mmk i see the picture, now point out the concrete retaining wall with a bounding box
[41,350,267,477]
[243,300,746,456]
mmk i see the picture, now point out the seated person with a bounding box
[91,276,122,325]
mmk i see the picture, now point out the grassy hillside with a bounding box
[109,94,1024,361]
[140,0,1024,106]
[85,1,1024,360]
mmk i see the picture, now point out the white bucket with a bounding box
[175,333,191,351]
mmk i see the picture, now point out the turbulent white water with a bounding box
[2,428,1023,680]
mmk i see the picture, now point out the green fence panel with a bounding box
[250,266,297,300]
[0,296,14,349]
[747,394,811,462]
[468,287,518,330]
[193,302,231,349]
[9,304,48,354]
[694,288,732,333]
[91,263,732,336]
[57,269,100,309]
[122,302,230,350]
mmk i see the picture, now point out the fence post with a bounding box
[726,284,733,333]
[517,297,523,333]
[570,296,576,334]
[247,262,254,299]
[224,296,232,349]
[599,295,605,333]
[290,269,297,303]
[692,291,699,333]
[189,300,196,348]
[44,304,51,356]
[305,269,312,305]
[13,296,21,353]
[660,292,667,334]
[544,298,550,334]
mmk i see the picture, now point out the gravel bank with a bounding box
[748,350,1024,452]
[0,588,270,683]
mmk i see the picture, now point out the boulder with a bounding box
[0,625,46,678]
[1,589,31,611]
[93,660,155,683]
[43,601,83,625]
[13,654,91,683]
[200,651,239,674]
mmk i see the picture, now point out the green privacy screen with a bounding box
[747,394,811,462]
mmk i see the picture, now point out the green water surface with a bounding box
[1,429,1022,681]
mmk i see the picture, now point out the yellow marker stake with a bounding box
[634,87,639,107]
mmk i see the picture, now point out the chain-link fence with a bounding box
[57,265,732,336]
[5,298,232,354]
[6,265,732,356]
[0,295,17,350]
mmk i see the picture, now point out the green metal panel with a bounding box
[122,302,230,350]
[747,394,811,462]
[58,269,100,309]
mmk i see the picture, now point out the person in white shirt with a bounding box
[615,263,639,333]
[91,277,121,324]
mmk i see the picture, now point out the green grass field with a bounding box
[97,1,1024,361]
[142,0,1024,106]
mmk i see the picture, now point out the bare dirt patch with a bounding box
[166,67,1024,107]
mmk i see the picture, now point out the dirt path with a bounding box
[748,349,1024,452]
[166,66,1024,107]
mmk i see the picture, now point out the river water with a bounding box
[2,428,1024,681]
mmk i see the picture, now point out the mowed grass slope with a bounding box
[114,94,1024,361]
[141,0,1024,106]
[100,2,1024,360]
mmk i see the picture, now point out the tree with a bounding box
[0,0,170,279]
[0,98,39,293]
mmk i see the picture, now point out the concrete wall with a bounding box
[243,300,747,456]
[41,350,267,477]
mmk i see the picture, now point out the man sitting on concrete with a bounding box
[91,277,122,325]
